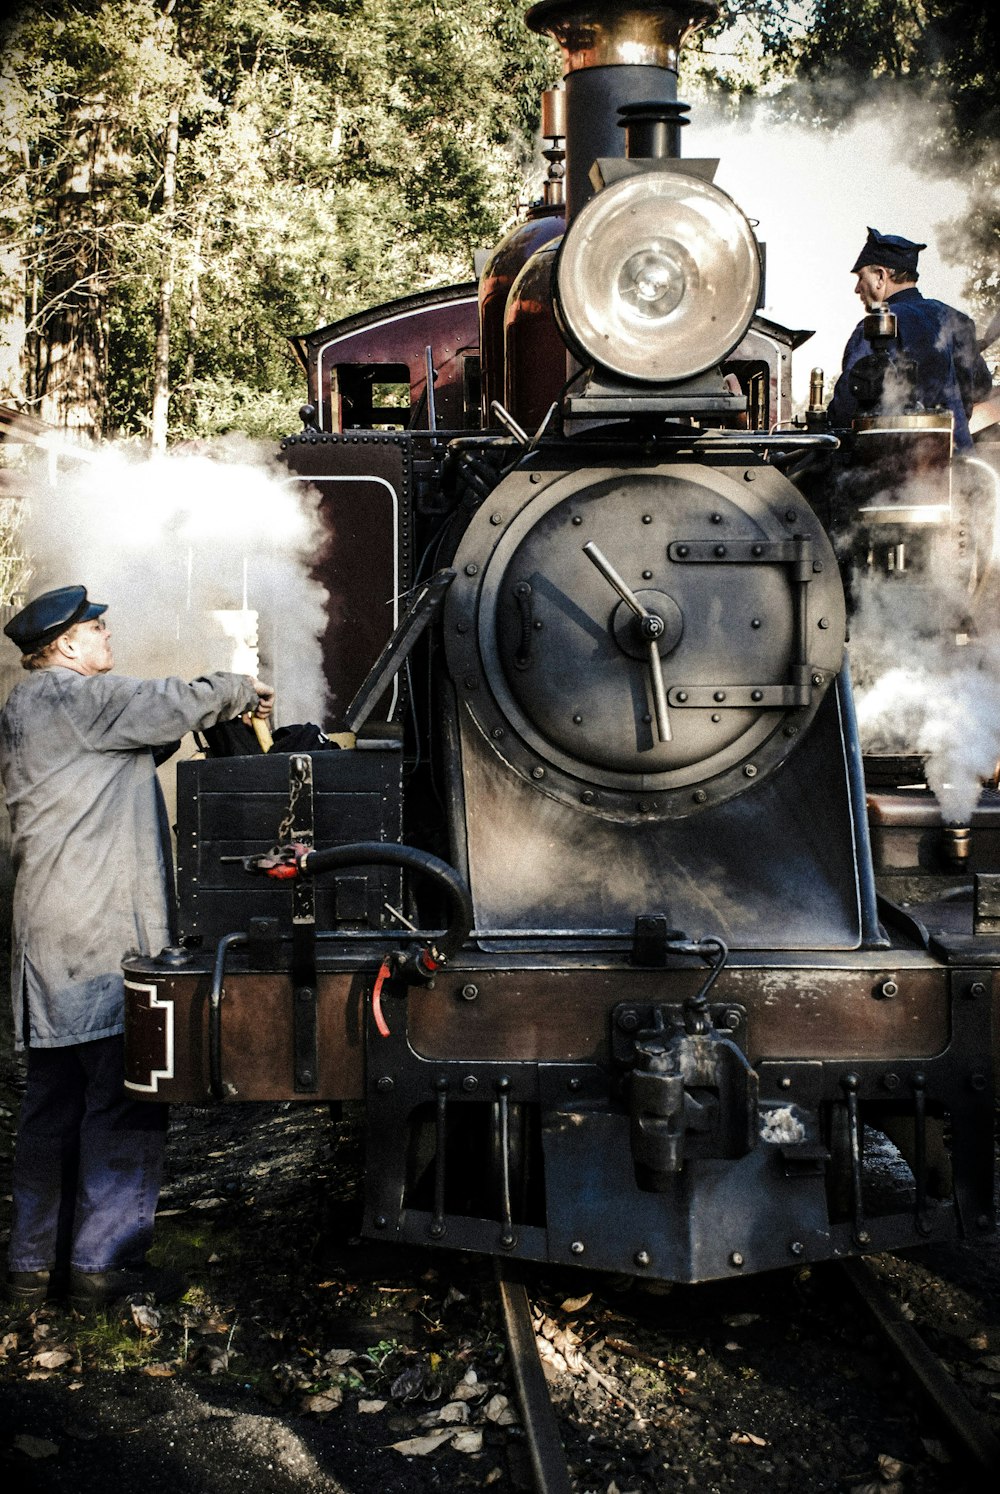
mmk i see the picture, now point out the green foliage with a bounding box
[0,0,555,441]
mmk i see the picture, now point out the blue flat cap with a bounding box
[4,585,107,653]
[851,227,926,276]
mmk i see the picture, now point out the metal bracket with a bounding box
[283,755,315,926]
[668,683,812,709]
[665,534,817,709]
[286,754,318,1092]
[669,538,813,572]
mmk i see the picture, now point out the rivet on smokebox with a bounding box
[875,978,898,999]
[570,1241,585,1255]
[530,472,542,484]
[464,563,479,577]
[461,983,479,1001]
[490,512,503,525]
[634,1250,651,1268]
[531,766,545,779]
[729,1252,745,1268]
[376,1076,394,1093]
[789,1241,804,1256]
[743,764,758,778]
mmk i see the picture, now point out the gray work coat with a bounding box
[0,667,258,1048]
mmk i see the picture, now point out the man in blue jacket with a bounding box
[828,227,993,452]
[1,585,275,1312]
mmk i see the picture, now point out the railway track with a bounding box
[840,1257,1000,1476]
[497,1266,575,1494]
[498,1256,1000,1492]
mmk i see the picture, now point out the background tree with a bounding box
[0,0,555,442]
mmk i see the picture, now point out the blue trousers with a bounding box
[8,1035,168,1274]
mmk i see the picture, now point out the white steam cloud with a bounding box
[5,436,330,727]
[845,462,1000,822]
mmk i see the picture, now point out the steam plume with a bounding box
[846,461,1000,822]
[4,437,330,726]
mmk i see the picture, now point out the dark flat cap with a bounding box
[3,585,107,653]
[851,227,926,276]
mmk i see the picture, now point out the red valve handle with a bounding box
[372,959,392,1038]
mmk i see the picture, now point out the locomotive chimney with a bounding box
[525,1,719,220]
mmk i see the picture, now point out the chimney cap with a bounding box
[526,2,720,73]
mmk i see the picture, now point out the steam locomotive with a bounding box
[123,0,998,1284]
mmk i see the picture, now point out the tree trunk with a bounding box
[35,97,111,442]
[150,102,180,451]
[0,238,27,411]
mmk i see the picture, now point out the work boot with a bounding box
[5,1269,52,1312]
[69,1263,186,1314]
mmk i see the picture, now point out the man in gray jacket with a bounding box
[1,584,274,1311]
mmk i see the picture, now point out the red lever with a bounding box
[372,959,392,1038]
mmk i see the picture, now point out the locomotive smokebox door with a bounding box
[443,452,874,949]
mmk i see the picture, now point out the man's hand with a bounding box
[250,678,275,720]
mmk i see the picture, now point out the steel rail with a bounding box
[496,1266,574,1494]
[840,1257,1000,1473]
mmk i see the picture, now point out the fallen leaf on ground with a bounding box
[358,1399,387,1414]
[560,1292,593,1313]
[32,1347,72,1370]
[131,1304,161,1335]
[452,1428,484,1454]
[730,1431,767,1447]
[436,1401,469,1425]
[390,1429,455,1456]
[141,1363,176,1378]
[301,1388,343,1414]
[484,1393,518,1425]
[14,1435,59,1458]
[195,1316,230,1335]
